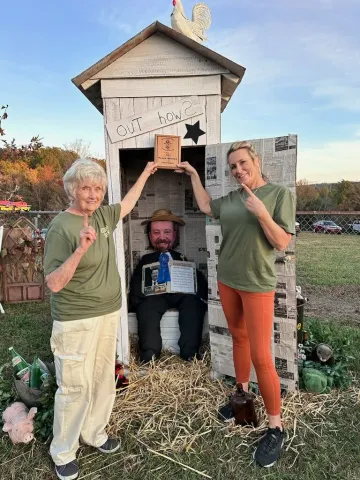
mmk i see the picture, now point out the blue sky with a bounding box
[1,0,359,182]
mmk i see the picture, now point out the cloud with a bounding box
[312,85,360,111]
[298,140,360,182]
[207,6,360,112]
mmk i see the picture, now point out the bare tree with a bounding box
[63,139,92,159]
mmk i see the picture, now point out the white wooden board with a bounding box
[92,33,229,79]
[106,95,204,144]
[103,98,130,364]
[101,76,220,98]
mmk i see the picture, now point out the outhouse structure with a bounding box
[72,21,298,391]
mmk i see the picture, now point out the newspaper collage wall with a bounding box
[205,135,298,392]
[121,158,208,295]
[120,135,297,391]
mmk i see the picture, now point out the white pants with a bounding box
[50,309,120,466]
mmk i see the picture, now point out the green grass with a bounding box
[0,302,53,366]
[0,305,359,479]
[1,234,360,479]
[296,232,360,286]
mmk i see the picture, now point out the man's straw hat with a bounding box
[141,209,185,226]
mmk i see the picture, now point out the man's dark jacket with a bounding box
[129,250,208,311]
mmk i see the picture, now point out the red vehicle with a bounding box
[313,220,342,234]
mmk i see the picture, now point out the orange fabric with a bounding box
[218,281,280,416]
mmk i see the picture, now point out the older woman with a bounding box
[44,158,157,480]
[176,142,295,468]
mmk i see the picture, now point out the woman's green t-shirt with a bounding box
[209,184,295,292]
[44,204,121,321]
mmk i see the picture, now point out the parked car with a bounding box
[313,220,342,234]
[346,220,360,234]
[295,221,300,235]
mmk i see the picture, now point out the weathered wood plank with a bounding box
[81,79,98,90]
[160,97,179,137]
[119,98,136,149]
[103,98,129,364]
[92,33,229,79]
[134,98,150,148]
[222,73,240,96]
[101,76,221,98]
[206,95,221,145]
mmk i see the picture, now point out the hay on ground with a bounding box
[109,351,359,475]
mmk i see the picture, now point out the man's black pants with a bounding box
[136,293,206,363]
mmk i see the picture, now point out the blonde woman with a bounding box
[176,142,295,468]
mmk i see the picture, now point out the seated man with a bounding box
[129,209,208,363]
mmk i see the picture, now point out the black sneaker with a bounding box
[55,460,79,480]
[254,427,286,467]
[97,438,121,454]
[218,399,235,422]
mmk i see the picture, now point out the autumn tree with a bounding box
[296,179,320,210]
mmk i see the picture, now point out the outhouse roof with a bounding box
[72,21,246,114]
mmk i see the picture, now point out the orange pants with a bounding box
[218,281,280,416]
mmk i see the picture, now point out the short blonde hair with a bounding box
[63,158,107,201]
[226,141,260,163]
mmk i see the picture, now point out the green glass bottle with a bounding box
[30,355,42,389]
[9,346,30,383]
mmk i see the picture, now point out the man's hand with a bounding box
[242,184,268,219]
[78,214,97,254]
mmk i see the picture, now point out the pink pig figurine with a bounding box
[2,402,37,444]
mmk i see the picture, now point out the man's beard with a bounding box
[154,240,171,252]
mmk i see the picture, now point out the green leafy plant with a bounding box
[34,373,57,440]
[0,361,56,441]
[0,363,17,416]
[298,322,354,390]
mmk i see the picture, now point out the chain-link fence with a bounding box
[296,211,360,235]
[2,210,359,235]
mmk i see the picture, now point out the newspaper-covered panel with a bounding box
[205,135,298,392]
[206,225,222,303]
[208,302,227,328]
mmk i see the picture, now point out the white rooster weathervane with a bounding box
[171,0,211,43]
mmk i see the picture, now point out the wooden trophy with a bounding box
[154,134,181,169]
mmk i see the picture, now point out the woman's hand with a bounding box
[78,214,97,254]
[142,162,158,178]
[175,162,198,177]
[242,184,269,219]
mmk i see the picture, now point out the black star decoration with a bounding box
[183,121,206,144]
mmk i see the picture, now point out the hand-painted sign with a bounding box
[106,96,204,144]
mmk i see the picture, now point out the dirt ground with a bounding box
[302,284,360,324]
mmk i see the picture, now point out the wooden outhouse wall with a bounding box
[102,77,221,363]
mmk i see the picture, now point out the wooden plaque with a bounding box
[154,135,181,169]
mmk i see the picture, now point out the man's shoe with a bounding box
[55,460,79,480]
[254,427,286,467]
[218,399,235,422]
[97,438,121,454]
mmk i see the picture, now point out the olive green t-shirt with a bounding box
[210,184,295,292]
[44,204,122,321]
